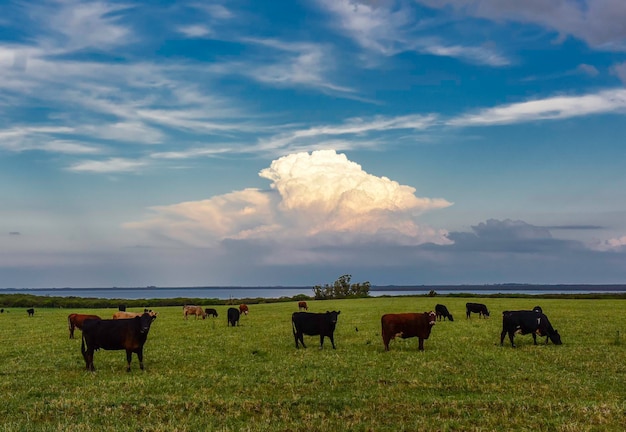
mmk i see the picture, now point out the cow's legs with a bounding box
[126,350,133,372]
[84,349,95,371]
[418,338,424,351]
[329,335,336,349]
[69,325,75,339]
[319,335,324,349]
[507,331,516,348]
[532,333,538,345]
[137,348,144,370]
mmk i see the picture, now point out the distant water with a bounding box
[1,285,625,300]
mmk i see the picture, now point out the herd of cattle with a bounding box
[15,300,562,372]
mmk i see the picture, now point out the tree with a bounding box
[313,275,370,299]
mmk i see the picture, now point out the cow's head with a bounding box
[426,311,436,325]
[326,311,341,324]
[549,330,562,345]
[138,312,157,334]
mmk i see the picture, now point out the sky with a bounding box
[2,0,626,288]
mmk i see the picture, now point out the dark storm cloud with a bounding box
[442,219,584,253]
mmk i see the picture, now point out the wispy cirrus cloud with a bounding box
[448,88,626,126]
[315,0,510,66]
[414,0,626,51]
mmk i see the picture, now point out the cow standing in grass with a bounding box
[292,311,341,349]
[500,310,562,348]
[381,312,436,351]
[68,313,102,339]
[228,307,240,327]
[435,304,454,321]
[183,305,207,320]
[81,312,157,372]
[466,302,489,318]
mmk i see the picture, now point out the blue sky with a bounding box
[2,0,626,288]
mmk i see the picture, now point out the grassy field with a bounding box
[1,297,625,431]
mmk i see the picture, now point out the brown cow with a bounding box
[183,305,207,320]
[68,313,102,339]
[239,304,249,315]
[113,310,157,320]
[298,301,308,311]
[381,312,436,351]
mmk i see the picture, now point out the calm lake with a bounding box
[2,285,625,300]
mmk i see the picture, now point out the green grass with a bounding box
[1,297,625,431]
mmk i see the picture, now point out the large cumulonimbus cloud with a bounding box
[125,150,452,248]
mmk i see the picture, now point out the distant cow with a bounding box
[292,311,341,349]
[26,308,34,317]
[239,304,249,315]
[81,312,157,372]
[68,313,102,339]
[532,306,543,314]
[466,302,489,318]
[183,305,207,320]
[204,308,218,317]
[118,305,126,312]
[500,310,562,348]
[298,301,308,311]
[381,312,436,351]
[435,304,454,321]
[0,308,4,313]
[227,307,240,327]
[113,310,157,320]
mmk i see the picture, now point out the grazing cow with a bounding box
[26,308,34,317]
[239,304,249,315]
[292,311,341,349]
[118,305,126,312]
[500,310,562,348]
[227,307,240,326]
[204,308,218,318]
[0,308,4,313]
[68,313,102,339]
[298,301,308,311]
[466,302,490,318]
[381,312,436,351]
[81,312,157,372]
[113,310,157,320]
[183,305,207,320]
[435,304,454,321]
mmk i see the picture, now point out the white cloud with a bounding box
[611,61,626,84]
[67,158,147,173]
[448,88,626,126]
[125,150,452,250]
[590,235,626,251]
[178,25,213,38]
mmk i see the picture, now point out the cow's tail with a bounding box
[68,315,71,331]
[291,314,297,336]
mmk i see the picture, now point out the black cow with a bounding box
[118,304,126,312]
[26,308,35,317]
[81,312,157,371]
[435,304,454,321]
[500,310,562,348]
[292,311,341,349]
[227,307,240,327]
[205,308,218,317]
[466,302,489,318]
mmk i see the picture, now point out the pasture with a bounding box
[0,297,625,431]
